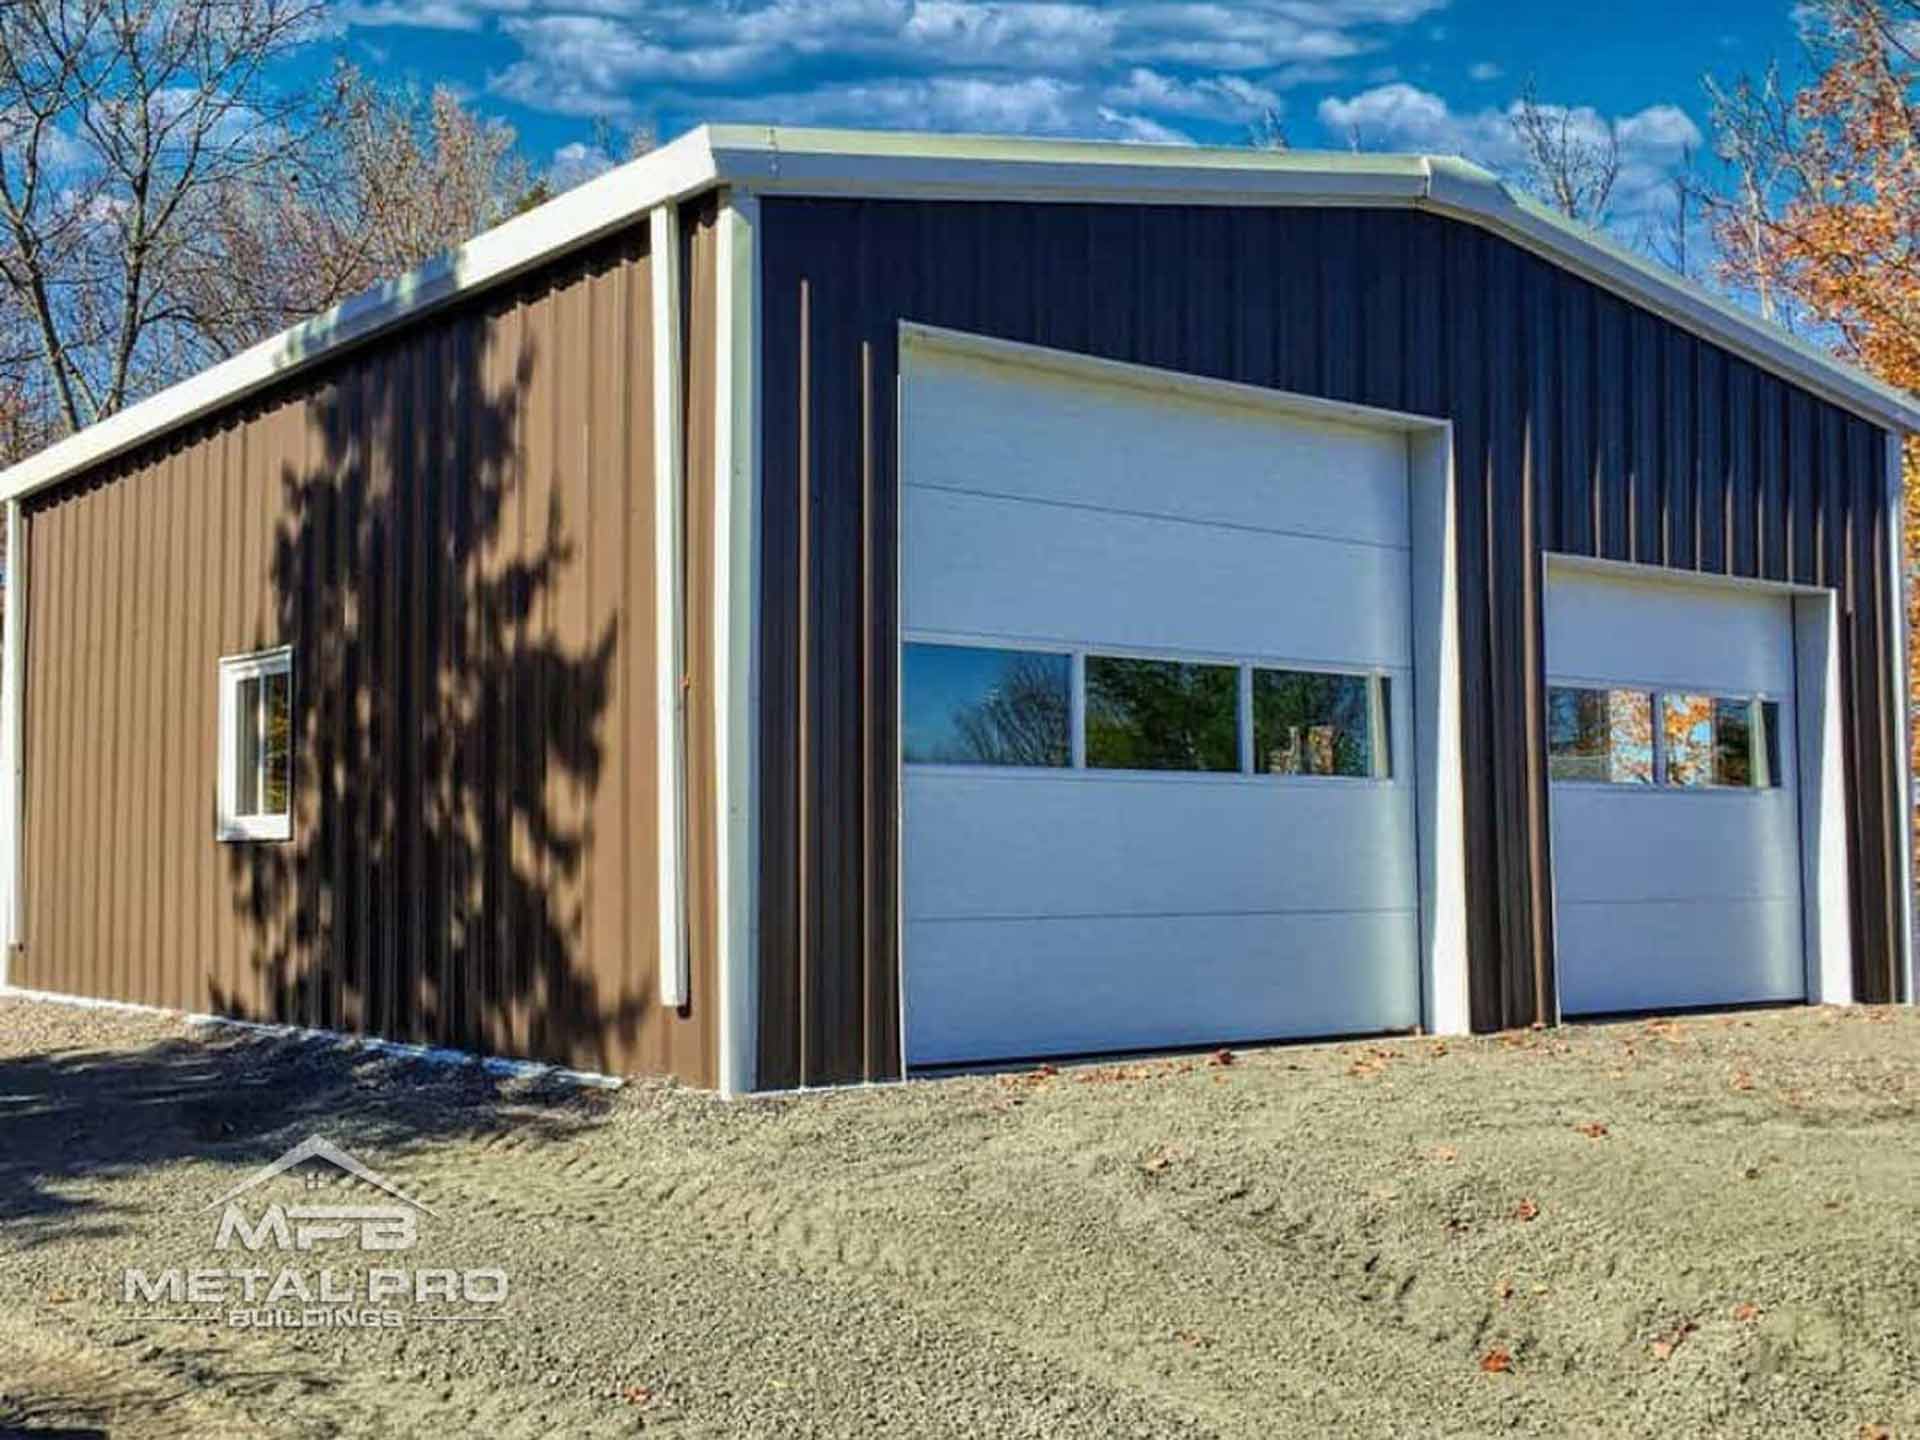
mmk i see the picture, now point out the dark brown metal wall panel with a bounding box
[17,216,719,1084]
[755,197,1910,1088]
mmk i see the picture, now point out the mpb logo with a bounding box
[123,1133,508,1330]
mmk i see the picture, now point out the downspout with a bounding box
[652,203,690,1010]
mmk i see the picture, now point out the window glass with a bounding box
[236,675,262,814]
[1548,687,1654,783]
[1086,656,1239,772]
[1665,693,1780,789]
[1754,700,1782,788]
[1713,697,1753,788]
[1252,669,1384,777]
[1662,693,1716,787]
[903,643,1069,767]
[262,669,292,815]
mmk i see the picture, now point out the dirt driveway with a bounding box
[1,996,1917,1438]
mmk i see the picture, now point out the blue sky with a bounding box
[320,0,1816,225]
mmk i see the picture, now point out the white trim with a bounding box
[0,499,24,971]
[1888,432,1916,1003]
[902,322,1446,435]
[1796,591,1854,1004]
[1546,549,1831,598]
[713,191,761,1098]
[0,127,720,504]
[0,984,627,1090]
[4,128,1913,509]
[215,646,294,844]
[651,203,690,1011]
[1408,425,1471,1036]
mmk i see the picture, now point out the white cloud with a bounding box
[1095,107,1194,145]
[548,140,617,190]
[1315,82,1702,226]
[700,75,1083,135]
[1102,68,1281,121]
[347,0,1454,135]
[1468,60,1501,82]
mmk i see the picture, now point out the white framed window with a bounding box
[217,647,293,842]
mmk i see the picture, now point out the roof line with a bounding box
[2,124,1914,502]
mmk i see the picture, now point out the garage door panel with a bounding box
[1556,897,1804,1014]
[906,771,1416,920]
[1546,566,1807,1016]
[904,353,1409,548]
[905,486,1410,668]
[905,911,1421,1066]
[1545,571,1795,695]
[1550,791,1801,904]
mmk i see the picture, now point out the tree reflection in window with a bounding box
[903,643,1070,767]
[1086,656,1239,772]
[1548,687,1654,783]
[1666,694,1780,788]
[1253,669,1382,777]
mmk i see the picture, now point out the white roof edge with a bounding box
[0,125,725,502]
[5,124,1914,503]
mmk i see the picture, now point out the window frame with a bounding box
[216,646,294,843]
[901,634,1398,786]
[1546,676,1787,795]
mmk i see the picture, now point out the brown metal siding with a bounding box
[17,212,721,1084]
[756,198,1908,1088]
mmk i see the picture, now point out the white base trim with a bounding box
[0,984,628,1090]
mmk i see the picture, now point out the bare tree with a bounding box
[0,0,327,432]
[1637,145,1702,279]
[175,63,540,354]
[1509,77,1623,225]
[1248,106,1289,151]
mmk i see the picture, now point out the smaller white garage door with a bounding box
[1546,567,1806,1015]
[900,338,1422,1067]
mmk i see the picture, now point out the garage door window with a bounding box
[1253,669,1390,778]
[1548,686,1654,784]
[903,643,1070,766]
[1663,694,1782,789]
[1086,657,1239,772]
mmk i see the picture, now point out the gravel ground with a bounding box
[1,995,1918,1438]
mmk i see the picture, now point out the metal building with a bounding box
[1,128,1914,1093]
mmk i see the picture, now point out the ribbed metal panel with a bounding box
[18,217,720,1083]
[756,198,1907,1088]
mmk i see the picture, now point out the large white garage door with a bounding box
[900,339,1421,1066]
[1546,567,1806,1015]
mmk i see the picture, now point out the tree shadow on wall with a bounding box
[216,269,647,1072]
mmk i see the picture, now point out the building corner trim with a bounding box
[652,203,690,1011]
[0,499,22,980]
[713,190,761,1096]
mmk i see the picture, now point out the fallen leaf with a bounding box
[1651,1320,1698,1361]
[1573,1121,1609,1139]
[1174,1329,1213,1350]
[1858,1424,1892,1440]
[1733,1302,1761,1323]
[1730,1071,1755,1092]
[1427,1144,1459,1164]
[1479,1346,1513,1374]
[1512,1198,1540,1222]
[1494,1278,1514,1302]
[622,1385,655,1407]
[1209,1048,1236,1068]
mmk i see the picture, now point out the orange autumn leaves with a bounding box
[1710,2,1920,797]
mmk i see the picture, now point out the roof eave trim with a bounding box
[0,126,724,503]
[1416,156,1920,435]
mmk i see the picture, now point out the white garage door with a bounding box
[900,340,1421,1066]
[1546,567,1806,1015]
